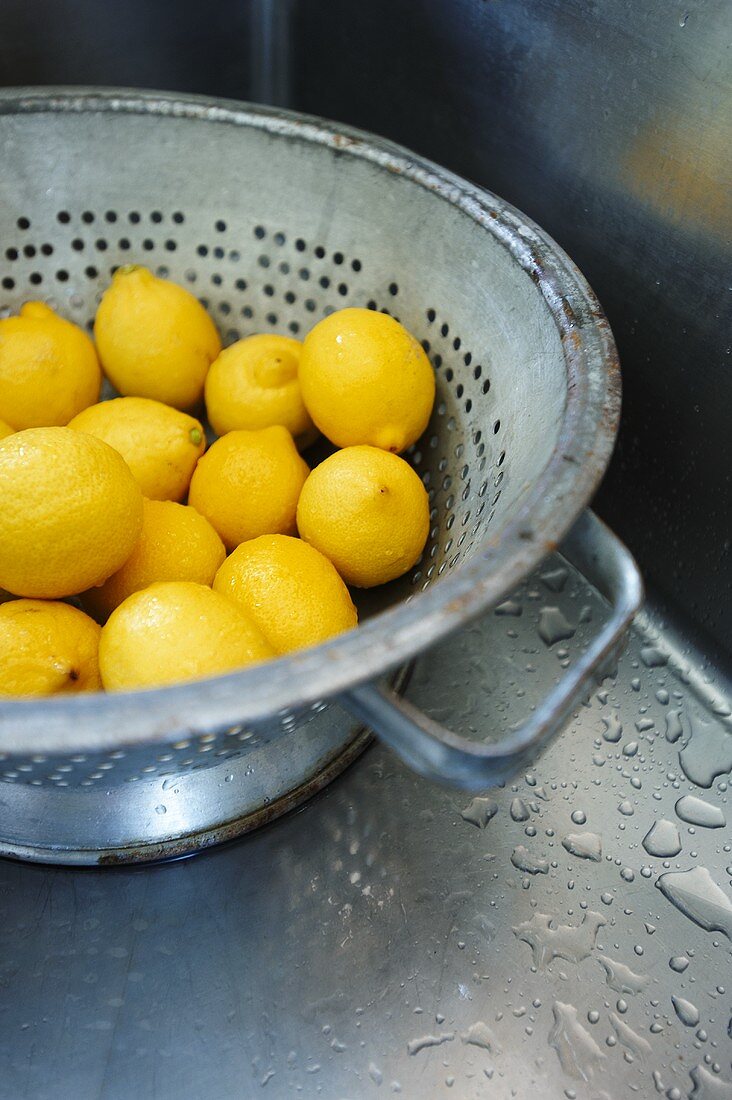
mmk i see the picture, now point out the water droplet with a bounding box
[679,11,689,27]
[679,719,732,788]
[597,956,649,994]
[495,598,522,617]
[669,955,690,972]
[510,797,530,822]
[514,910,605,967]
[570,810,587,825]
[672,995,700,1027]
[656,688,670,705]
[675,795,726,829]
[621,867,635,882]
[549,1001,604,1081]
[587,1010,600,1024]
[688,1064,732,1099]
[460,796,498,828]
[368,1063,383,1085]
[618,800,634,816]
[602,715,623,743]
[636,717,655,732]
[601,892,614,905]
[623,740,640,757]
[407,1031,455,1055]
[461,1020,500,1052]
[510,845,549,874]
[161,777,178,791]
[155,804,167,815]
[656,866,732,940]
[540,566,568,592]
[562,832,602,862]
[538,607,576,646]
[608,1012,652,1063]
[643,819,682,857]
[640,646,668,668]
[665,710,684,743]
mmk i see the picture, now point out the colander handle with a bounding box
[340,510,643,790]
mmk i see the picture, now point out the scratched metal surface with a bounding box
[0,554,730,1099]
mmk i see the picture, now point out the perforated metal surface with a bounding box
[0,90,620,855]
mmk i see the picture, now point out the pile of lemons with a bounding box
[0,266,436,695]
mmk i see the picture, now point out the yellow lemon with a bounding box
[205,334,317,449]
[213,534,357,654]
[0,599,101,696]
[0,419,14,441]
[94,266,221,409]
[99,581,274,691]
[299,307,435,453]
[297,445,430,587]
[188,426,309,551]
[69,396,205,501]
[84,499,226,621]
[0,427,143,598]
[0,301,101,430]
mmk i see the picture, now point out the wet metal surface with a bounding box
[0,555,730,1098]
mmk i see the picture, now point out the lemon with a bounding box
[189,426,309,551]
[0,599,101,696]
[84,498,226,621]
[69,396,206,501]
[94,266,221,409]
[213,534,357,654]
[0,427,143,598]
[299,307,435,453]
[205,334,317,448]
[0,301,101,430]
[0,419,13,440]
[99,581,274,691]
[297,445,430,587]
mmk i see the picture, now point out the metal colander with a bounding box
[0,89,642,863]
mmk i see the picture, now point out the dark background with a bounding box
[2,0,730,655]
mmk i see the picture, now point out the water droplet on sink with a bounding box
[562,832,602,862]
[623,740,639,757]
[618,800,634,816]
[460,796,498,828]
[495,598,522,617]
[640,646,668,668]
[407,1031,455,1056]
[511,845,549,874]
[538,607,576,646]
[679,719,732,788]
[368,1063,383,1085]
[540,566,568,592]
[570,810,587,825]
[602,715,623,743]
[672,995,700,1027]
[675,795,726,829]
[513,910,605,967]
[548,1001,604,1081]
[669,955,690,972]
[461,1020,500,1052]
[608,1012,652,1063]
[688,1064,732,1100]
[597,955,649,994]
[155,804,167,815]
[510,797,530,822]
[643,819,682,857]
[665,711,684,743]
[656,866,732,940]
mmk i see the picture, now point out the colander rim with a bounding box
[0,87,620,754]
